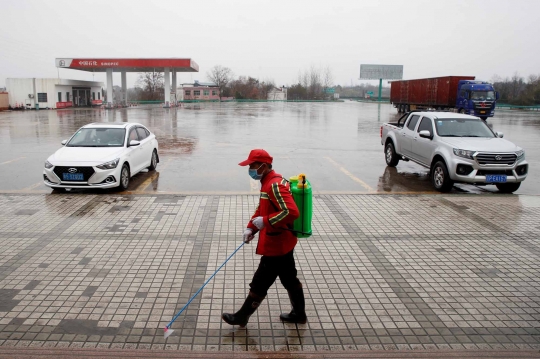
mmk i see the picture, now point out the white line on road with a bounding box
[324,156,375,192]
[0,157,26,166]
[21,182,43,191]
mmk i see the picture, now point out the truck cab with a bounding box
[456,80,499,120]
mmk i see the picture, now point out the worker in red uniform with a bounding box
[222,149,307,327]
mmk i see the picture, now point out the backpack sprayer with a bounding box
[289,173,312,238]
[163,173,313,338]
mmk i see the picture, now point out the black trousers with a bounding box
[249,249,302,297]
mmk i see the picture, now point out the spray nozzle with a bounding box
[297,173,307,188]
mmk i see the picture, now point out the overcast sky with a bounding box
[1,0,539,88]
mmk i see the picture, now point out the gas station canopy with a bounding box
[55,58,199,72]
[55,58,199,108]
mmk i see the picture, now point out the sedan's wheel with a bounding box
[148,150,158,171]
[432,161,453,192]
[118,164,130,191]
[385,142,400,167]
[496,182,521,193]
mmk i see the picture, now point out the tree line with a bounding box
[128,65,336,101]
[125,68,540,105]
[492,73,540,106]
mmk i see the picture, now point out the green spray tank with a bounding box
[289,173,312,238]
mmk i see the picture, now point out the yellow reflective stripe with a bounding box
[260,192,269,199]
[269,183,289,225]
[281,178,287,185]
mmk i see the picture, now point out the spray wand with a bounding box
[163,241,245,338]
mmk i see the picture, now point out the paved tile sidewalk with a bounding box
[0,193,539,353]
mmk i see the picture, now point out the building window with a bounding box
[98,92,100,100]
[37,93,47,102]
[92,92,95,100]
[58,92,62,102]
[212,90,217,96]
[194,90,200,96]
[66,92,70,102]
[185,90,191,96]
[203,90,209,96]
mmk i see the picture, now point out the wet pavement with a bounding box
[0,104,539,357]
[0,193,538,355]
[0,102,538,195]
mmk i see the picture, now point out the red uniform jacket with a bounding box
[247,171,300,256]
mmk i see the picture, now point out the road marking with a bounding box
[133,157,172,193]
[0,157,25,166]
[134,172,160,192]
[324,156,375,192]
[0,190,49,194]
[21,182,43,191]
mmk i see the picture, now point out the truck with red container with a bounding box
[390,76,499,120]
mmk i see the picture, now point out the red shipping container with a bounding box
[390,76,475,108]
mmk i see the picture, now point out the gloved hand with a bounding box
[243,228,254,243]
[251,216,265,230]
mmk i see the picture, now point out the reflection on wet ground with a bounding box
[0,102,538,195]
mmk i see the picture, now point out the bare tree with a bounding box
[511,72,524,101]
[136,71,164,100]
[260,78,276,100]
[308,66,322,99]
[323,66,334,89]
[207,65,233,101]
[491,74,502,84]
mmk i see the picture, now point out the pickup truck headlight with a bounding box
[96,158,120,170]
[516,150,525,160]
[453,148,475,159]
[44,160,54,169]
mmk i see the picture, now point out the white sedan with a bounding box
[43,122,159,191]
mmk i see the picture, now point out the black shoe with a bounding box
[280,310,307,324]
[280,287,307,324]
[222,291,264,327]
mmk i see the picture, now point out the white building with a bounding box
[6,78,104,109]
[268,87,287,101]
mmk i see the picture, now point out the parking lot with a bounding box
[0,103,539,356]
[0,102,538,195]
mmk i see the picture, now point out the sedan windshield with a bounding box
[470,91,495,101]
[435,118,496,138]
[67,128,126,147]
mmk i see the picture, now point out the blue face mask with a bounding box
[249,164,264,180]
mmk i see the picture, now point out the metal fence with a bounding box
[495,103,540,111]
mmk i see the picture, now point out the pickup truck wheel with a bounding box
[480,116,488,121]
[432,161,453,192]
[459,108,466,114]
[385,142,400,167]
[495,182,521,193]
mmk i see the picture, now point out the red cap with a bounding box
[238,149,273,166]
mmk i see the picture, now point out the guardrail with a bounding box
[356,99,390,103]
[128,99,341,104]
[496,103,540,111]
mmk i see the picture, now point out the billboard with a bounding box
[360,64,403,80]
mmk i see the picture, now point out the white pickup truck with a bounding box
[380,111,528,193]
